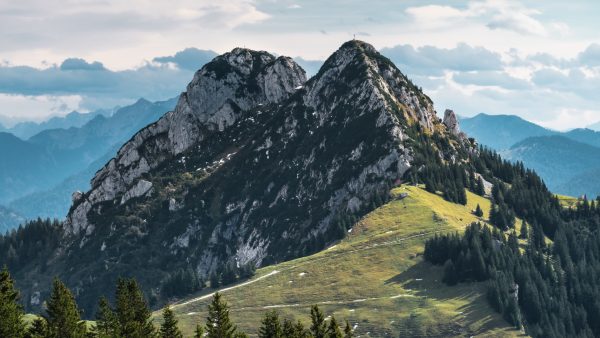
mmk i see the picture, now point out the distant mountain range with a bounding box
[0,109,115,140]
[0,205,25,234]
[460,113,600,198]
[8,144,121,220]
[0,97,178,225]
[587,120,600,131]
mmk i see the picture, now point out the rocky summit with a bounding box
[13,40,469,314]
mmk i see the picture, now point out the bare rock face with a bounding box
[443,109,460,135]
[71,191,83,204]
[64,49,306,236]
[120,179,153,205]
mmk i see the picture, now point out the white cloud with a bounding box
[405,0,566,37]
[0,94,83,125]
[0,0,269,69]
[486,10,547,36]
[404,5,468,23]
[0,0,597,130]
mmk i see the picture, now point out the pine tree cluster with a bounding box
[423,146,600,338]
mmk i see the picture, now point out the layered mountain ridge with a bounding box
[460,113,600,197]
[12,41,468,314]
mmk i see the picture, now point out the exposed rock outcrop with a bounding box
[443,109,460,135]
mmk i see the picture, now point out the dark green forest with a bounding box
[423,147,600,338]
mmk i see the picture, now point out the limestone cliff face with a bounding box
[443,109,460,135]
[26,41,461,314]
[65,49,306,236]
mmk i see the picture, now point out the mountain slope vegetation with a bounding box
[161,185,520,337]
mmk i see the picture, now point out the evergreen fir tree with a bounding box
[0,266,25,338]
[194,324,204,338]
[531,222,546,249]
[294,320,308,338]
[258,310,282,338]
[282,319,296,338]
[309,305,327,338]
[27,317,48,338]
[504,295,522,329]
[282,318,307,338]
[442,259,458,285]
[519,220,528,239]
[115,278,155,338]
[159,306,183,338]
[327,316,343,338]
[205,292,238,338]
[209,273,221,289]
[45,278,86,338]
[221,264,238,286]
[474,204,484,217]
[457,185,467,205]
[343,320,353,338]
[476,176,486,196]
[93,296,118,338]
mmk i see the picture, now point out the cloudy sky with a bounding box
[1,0,600,130]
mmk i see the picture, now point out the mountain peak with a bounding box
[339,39,378,52]
[307,40,438,132]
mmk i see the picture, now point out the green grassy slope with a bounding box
[157,186,525,337]
[556,194,579,208]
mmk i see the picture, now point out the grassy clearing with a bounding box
[158,186,524,337]
[556,194,578,209]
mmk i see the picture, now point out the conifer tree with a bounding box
[194,324,204,338]
[45,278,86,338]
[504,295,522,329]
[442,259,458,285]
[309,305,327,338]
[343,320,353,338]
[327,316,343,338]
[295,320,308,338]
[0,266,25,338]
[474,204,484,217]
[457,185,467,205]
[476,177,486,196]
[205,292,238,338]
[258,310,282,338]
[27,317,48,338]
[93,296,118,338]
[519,220,528,239]
[531,222,546,249]
[159,306,183,338]
[115,278,155,338]
[282,319,296,338]
[282,319,308,338]
[209,273,221,289]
